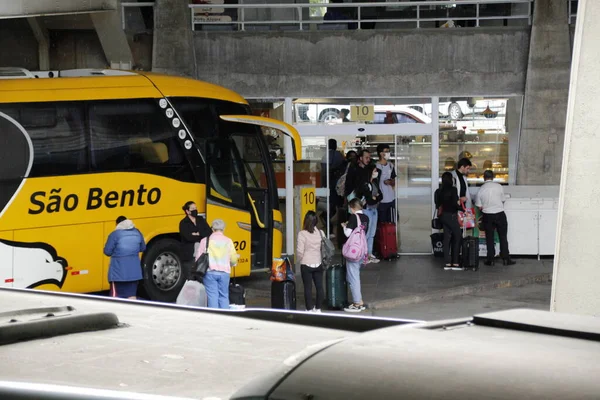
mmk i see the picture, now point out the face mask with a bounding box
[348,207,353,214]
[372,172,378,180]
[383,153,391,160]
[190,210,198,217]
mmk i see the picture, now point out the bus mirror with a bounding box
[219,115,302,161]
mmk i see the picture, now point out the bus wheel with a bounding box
[143,239,184,303]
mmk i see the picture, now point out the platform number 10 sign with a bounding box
[300,187,316,222]
[351,104,374,122]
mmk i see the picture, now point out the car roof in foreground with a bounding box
[0,288,417,399]
[233,309,600,400]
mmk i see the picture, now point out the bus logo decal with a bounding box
[0,239,68,289]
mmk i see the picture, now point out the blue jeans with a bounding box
[345,259,362,303]
[203,270,230,309]
[363,208,378,256]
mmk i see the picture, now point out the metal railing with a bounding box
[121,1,155,30]
[190,0,533,32]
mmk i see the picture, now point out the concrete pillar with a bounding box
[516,0,570,185]
[153,0,196,77]
[91,1,133,69]
[26,17,49,70]
[551,0,600,316]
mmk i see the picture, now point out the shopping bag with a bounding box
[458,207,476,229]
[270,257,295,282]
[176,280,207,307]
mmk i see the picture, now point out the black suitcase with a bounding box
[461,236,479,269]
[229,282,246,306]
[271,280,297,310]
[326,264,348,310]
[460,221,479,270]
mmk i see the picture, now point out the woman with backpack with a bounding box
[297,211,326,313]
[341,198,369,312]
[434,172,462,270]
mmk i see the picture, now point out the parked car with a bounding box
[296,103,432,124]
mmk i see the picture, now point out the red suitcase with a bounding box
[375,222,398,260]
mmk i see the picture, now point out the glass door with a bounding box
[292,97,437,254]
[394,135,432,254]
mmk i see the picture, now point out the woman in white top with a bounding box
[296,211,325,312]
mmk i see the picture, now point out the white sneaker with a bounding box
[344,303,366,313]
[369,255,380,264]
[314,309,322,313]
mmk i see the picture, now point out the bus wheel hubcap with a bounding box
[152,253,180,291]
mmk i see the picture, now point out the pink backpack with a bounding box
[342,214,368,263]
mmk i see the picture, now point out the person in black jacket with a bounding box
[344,149,372,200]
[179,201,212,279]
[356,166,383,263]
[434,172,462,271]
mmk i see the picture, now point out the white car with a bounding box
[296,104,432,124]
[296,99,507,123]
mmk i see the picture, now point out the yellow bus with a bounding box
[0,68,300,302]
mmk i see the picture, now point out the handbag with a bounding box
[319,229,336,266]
[193,234,211,279]
[458,204,476,229]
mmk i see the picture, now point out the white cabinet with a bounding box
[538,199,558,255]
[504,198,558,256]
[506,209,539,255]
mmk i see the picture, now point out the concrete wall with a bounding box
[191,28,530,98]
[517,0,571,186]
[0,19,39,69]
[153,0,196,77]
[49,30,108,70]
[552,0,600,316]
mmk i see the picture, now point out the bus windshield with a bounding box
[169,97,277,206]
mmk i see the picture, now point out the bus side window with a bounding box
[89,99,195,183]
[0,102,89,178]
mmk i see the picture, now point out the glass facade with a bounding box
[249,96,523,253]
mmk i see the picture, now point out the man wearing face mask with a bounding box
[375,144,397,223]
[179,201,213,279]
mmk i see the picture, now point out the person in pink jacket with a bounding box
[195,219,239,309]
[297,211,325,313]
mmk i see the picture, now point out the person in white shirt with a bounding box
[475,170,516,266]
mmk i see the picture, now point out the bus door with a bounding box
[219,116,301,271]
[230,133,273,271]
[204,137,254,274]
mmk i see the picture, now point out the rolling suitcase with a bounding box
[326,264,348,310]
[229,282,246,307]
[461,221,479,270]
[229,267,246,308]
[271,280,297,310]
[375,208,398,260]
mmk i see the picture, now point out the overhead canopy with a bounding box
[0,0,116,19]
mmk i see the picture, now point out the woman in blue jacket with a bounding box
[103,216,146,299]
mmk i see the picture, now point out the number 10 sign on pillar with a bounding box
[294,185,316,250]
